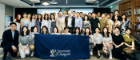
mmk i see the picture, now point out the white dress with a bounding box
[102,34,113,49]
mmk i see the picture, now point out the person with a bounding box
[88,12,92,20]
[56,11,65,34]
[63,10,68,17]
[1,22,19,60]
[110,12,113,19]
[19,26,30,59]
[84,27,93,56]
[112,10,122,21]
[92,27,103,58]
[50,14,56,33]
[51,26,60,35]
[80,12,83,18]
[120,14,130,35]
[27,14,31,21]
[106,14,114,33]
[82,15,91,34]
[29,26,39,56]
[123,28,136,59]
[28,14,36,32]
[112,27,126,60]
[113,16,121,29]
[62,27,71,35]
[41,26,49,34]
[99,14,109,32]
[75,12,82,30]
[41,14,51,33]
[20,12,30,28]
[90,12,100,34]
[65,10,75,34]
[36,14,42,32]
[97,12,101,19]
[14,14,21,23]
[74,27,81,35]
[102,27,113,59]
[35,14,38,20]
[72,11,76,18]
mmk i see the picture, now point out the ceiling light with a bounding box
[42,1,49,6]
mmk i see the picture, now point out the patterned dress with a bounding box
[120,20,130,35]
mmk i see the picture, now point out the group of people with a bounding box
[1,10,136,60]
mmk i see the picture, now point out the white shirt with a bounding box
[93,33,103,44]
[28,19,35,30]
[41,20,51,29]
[68,16,72,27]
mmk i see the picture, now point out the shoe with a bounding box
[31,52,34,56]
[109,56,112,59]
[90,52,93,56]
[97,55,101,58]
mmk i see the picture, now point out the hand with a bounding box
[131,47,135,50]
[94,43,96,47]
[90,31,92,34]
[115,45,120,48]
[32,35,35,38]
[25,46,28,50]
[12,46,17,52]
[22,48,25,52]
[82,29,85,32]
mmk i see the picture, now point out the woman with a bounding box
[84,27,93,56]
[112,27,126,60]
[62,27,71,35]
[29,26,39,56]
[15,14,21,23]
[27,14,31,21]
[120,14,130,35]
[102,27,113,59]
[106,14,114,33]
[123,28,136,59]
[113,16,121,28]
[35,14,42,33]
[50,14,56,33]
[19,26,30,58]
[41,14,51,33]
[82,15,91,34]
[41,26,49,34]
[51,26,60,35]
[93,27,103,58]
[20,12,30,28]
[28,14,36,32]
[74,27,81,35]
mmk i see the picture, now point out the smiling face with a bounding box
[23,27,27,33]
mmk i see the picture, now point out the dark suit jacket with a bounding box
[65,16,75,28]
[1,29,19,48]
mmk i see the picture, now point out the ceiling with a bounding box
[0,0,126,8]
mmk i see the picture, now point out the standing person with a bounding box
[72,11,76,18]
[113,16,121,29]
[82,15,91,34]
[51,26,60,35]
[120,14,130,35]
[88,12,92,20]
[99,14,109,32]
[97,12,101,20]
[28,14,36,32]
[112,27,126,60]
[14,14,21,23]
[112,10,122,21]
[62,27,71,35]
[19,26,30,59]
[92,27,103,58]
[63,10,68,17]
[1,22,19,60]
[84,27,93,56]
[80,12,83,18]
[74,27,81,35]
[75,12,82,30]
[106,14,114,33]
[56,11,65,34]
[41,14,51,33]
[65,10,75,34]
[110,12,113,19]
[35,14,38,20]
[90,12,100,34]
[41,26,49,34]
[29,26,39,56]
[102,27,113,59]
[20,12,30,28]
[36,14,42,33]
[123,28,136,59]
[27,14,31,21]
[50,14,56,33]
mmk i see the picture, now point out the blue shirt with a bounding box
[75,17,82,30]
[11,31,15,48]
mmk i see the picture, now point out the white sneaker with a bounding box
[31,52,34,56]
[109,56,112,59]
[90,52,93,56]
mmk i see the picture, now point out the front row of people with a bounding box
[1,22,136,60]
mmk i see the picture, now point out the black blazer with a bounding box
[1,29,19,48]
[65,16,75,28]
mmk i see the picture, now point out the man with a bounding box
[65,10,75,34]
[56,11,65,34]
[75,12,82,30]
[62,27,71,35]
[110,12,113,19]
[90,12,100,34]
[1,22,19,60]
[72,11,76,18]
[112,10,122,21]
[88,12,92,20]
[64,10,68,17]
[99,14,109,32]
[80,12,83,18]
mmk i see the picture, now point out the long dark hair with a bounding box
[83,15,89,21]
[44,14,49,20]
[121,14,127,21]
[53,26,59,33]
[102,27,110,37]
[50,14,55,20]
[84,27,91,35]
[37,14,42,22]
[41,26,49,34]
[33,26,38,32]
[20,26,29,36]
[31,14,35,22]
[74,27,81,35]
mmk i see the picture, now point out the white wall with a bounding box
[0,3,5,39]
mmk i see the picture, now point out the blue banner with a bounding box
[34,34,90,59]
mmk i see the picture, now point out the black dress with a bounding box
[112,34,126,60]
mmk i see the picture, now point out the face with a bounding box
[107,14,110,19]
[32,15,35,19]
[103,28,107,33]
[45,15,48,19]
[10,24,17,31]
[23,27,27,32]
[76,28,79,33]
[76,13,79,17]
[59,12,62,16]
[84,16,88,20]
[122,15,126,19]
[28,14,31,18]
[64,11,67,14]
[73,12,75,16]
[33,27,37,32]
[86,28,90,33]
[95,28,100,33]
[115,16,118,20]
[115,11,118,15]
[18,15,21,19]
[115,28,119,33]
[35,15,37,19]
[80,13,83,16]
[110,13,113,16]
[43,27,46,32]
[68,11,71,16]
[88,13,91,17]
[54,28,57,33]
[51,15,54,19]
[92,13,96,17]
[126,30,131,34]
[98,12,100,16]
[23,13,27,18]
[65,28,69,32]
[102,14,105,18]
[38,15,41,18]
